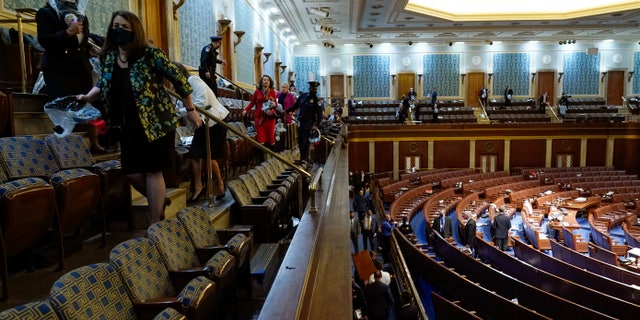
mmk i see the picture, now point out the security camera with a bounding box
[489,41,493,45]
[408,41,413,46]
[448,42,453,46]
[369,43,373,48]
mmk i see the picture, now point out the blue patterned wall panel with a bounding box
[633,52,640,94]
[4,0,127,38]
[263,31,275,78]
[422,54,460,97]
[492,53,530,96]
[178,1,215,68]
[235,0,255,85]
[293,56,320,93]
[353,55,390,98]
[279,42,290,85]
[562,52,600,95]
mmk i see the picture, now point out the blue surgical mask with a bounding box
[112,27,134,45]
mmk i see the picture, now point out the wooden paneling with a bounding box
[397,73,415,100]
[606,71,624,105]
[613,139,640,176]
[399,141,429,171]
[349,141,369,172]
[475,140,505,170]
[375,141,393,173]
[434,140,469,168]
[552,139,580,166]
[510,140,546,169]
[466,72,486,107]
[330,74,345,98]
[537,71,555,105]
[586,139,607,167]
[141,0,168,53]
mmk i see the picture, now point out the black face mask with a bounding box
[58,1,78,11]
[112,27,134,45]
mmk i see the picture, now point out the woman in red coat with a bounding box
[243,75,278,147]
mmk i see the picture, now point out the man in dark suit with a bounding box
[492,206,512,251]
[480,86,489,106]
[348,95,357,116]
[397,290,419,320]
[199,35,225,93]
[465,214,478,256]
[432,210,452,238]
[365,270,394,320]
[504,85,513,106]
[361,210,379,251]
[350,211,361,253]
[539,91,549,113]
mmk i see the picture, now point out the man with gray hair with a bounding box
[492,206,512,251]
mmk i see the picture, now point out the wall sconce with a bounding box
[348,75,353,85]
[280,65,287,74]
[418,73,423,84]
[460,73,466,83]
[531,72,536,82]
[172,0,186,20]
[391,74,396,84]
[218,18,231,35]
[629,71,635,82]
[558,72,563,82]
[487,73,493,83]
[601,72,607,82]
[233,30,245,52]
[263,52,271,64]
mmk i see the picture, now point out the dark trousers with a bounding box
[297,122,313,161]
[495,237,508,251]
[381,235,391,261]
[362,229,375,251]
[351,233,359,252]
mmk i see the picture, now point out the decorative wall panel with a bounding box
[293,56,320,93]
[492,53,530,96]
[562,51,600,95]
[178,0,215,68]
[422,54,460,97]
[234,0,254,85]
[633,52,640,94]
[586,139,607,167]
[353,55,391,98]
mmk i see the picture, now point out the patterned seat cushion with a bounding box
[92,160,121,174]
[49,263,137,320]
[43,134,94,169]
[0,301,57,320]
[177,207,221,248]
[204,250,234,279]
[0,137,59,179]
[50,168,97,186]
[0,177,50,198]
[109,238,177,302]
[147,219,201,271]
[152,307,186,320]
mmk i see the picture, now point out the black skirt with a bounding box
[188,123,227,160]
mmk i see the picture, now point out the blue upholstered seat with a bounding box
[0,300,57,320]
[49,263,137,320]
[147,219,236,318]
[0,155,57,300]
[109,238,217,320]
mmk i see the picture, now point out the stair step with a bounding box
[131,187,187,229]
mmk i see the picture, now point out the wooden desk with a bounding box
[352,251,376,283]
[562,197,601,211]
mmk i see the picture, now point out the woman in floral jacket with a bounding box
[80,10,201,224]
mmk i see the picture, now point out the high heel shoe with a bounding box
[188,189,204,204]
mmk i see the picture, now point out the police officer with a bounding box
[287,81,324,162]
[199,35,225,93]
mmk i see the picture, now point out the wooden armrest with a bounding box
[168,269,209,290]
[195,245,230,264]
[133,300,182,320]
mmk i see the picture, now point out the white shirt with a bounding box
[177,76,229,127]
[368,270,391,285]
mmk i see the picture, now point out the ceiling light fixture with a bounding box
[310,7,329,18]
